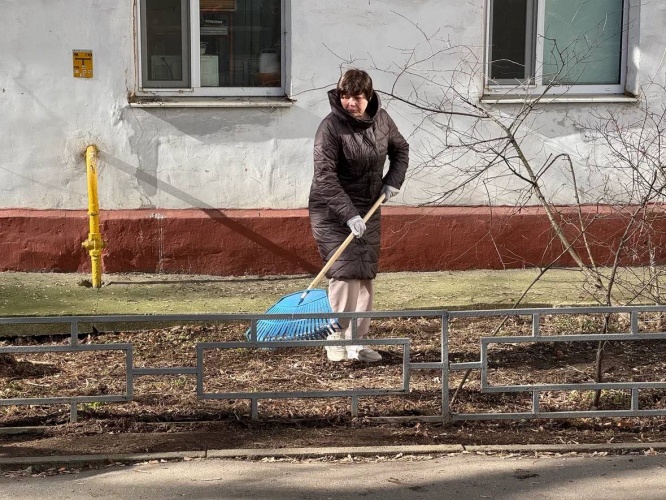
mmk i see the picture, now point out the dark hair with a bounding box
[337,68,373,99]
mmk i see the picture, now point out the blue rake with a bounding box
[249,289,339,341]
[246,194,385,342]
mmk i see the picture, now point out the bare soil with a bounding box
[3,312,666,458]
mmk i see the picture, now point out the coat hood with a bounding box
[327,88,380,129]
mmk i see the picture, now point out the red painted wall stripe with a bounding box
[1,206,665,275]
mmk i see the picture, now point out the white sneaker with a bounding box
[325,332,347,361]
[346,345,382,362]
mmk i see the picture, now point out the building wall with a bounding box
[1,1,666,274]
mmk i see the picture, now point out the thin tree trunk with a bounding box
[592,315,611,408]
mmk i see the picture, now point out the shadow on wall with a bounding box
[99,151,319,274]
[119,104,326,205]
[137,105,325,141]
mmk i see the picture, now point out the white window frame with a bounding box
[136,0,287,97]
[485,0,629,96]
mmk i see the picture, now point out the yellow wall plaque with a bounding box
[73,50,93,78]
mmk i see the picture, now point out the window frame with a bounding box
[485,0,629,96]
[136,0,287,97]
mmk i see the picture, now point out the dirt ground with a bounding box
[4,312,666,458]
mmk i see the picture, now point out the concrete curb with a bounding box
[206,444,465,459]
[2,442,666,470]
[0,451,207,470]
[463,442,666,453]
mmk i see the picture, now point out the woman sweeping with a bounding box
[308,68,409,362]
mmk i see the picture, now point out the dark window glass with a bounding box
[200,0,281,88]
[490,0,529,81]
[143,0,189,87]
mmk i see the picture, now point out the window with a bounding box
[487,0,628,94]
[138,0,284,96]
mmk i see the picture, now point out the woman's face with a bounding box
[340,92,368,118]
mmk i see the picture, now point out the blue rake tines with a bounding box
[247,289,339,341]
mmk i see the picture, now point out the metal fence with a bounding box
[2,305,666,424]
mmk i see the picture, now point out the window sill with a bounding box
[480,93,638,105]
[128,96,295,108]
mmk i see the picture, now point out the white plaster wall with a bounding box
[0,0,134,209]
[0,1,664,210]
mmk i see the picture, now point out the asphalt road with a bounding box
[2,453,665,500]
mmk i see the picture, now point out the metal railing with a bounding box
[2,305,666,424]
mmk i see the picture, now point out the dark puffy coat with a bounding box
[308,89,409,279]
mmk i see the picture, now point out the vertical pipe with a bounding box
[70,319,78,347]
[82,145,105,288]
[70,402,78,423]
[532,313,540,337]
[631,311,639,334]
[631,388,639,412]
[86,146,99,236]
[441,313,450,423]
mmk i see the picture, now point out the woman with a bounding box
[308,68,409,362]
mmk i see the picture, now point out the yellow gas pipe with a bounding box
[81,145,105,288]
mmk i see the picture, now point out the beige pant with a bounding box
[328,278,374,340]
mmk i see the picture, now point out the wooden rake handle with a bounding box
[304,193,386,294]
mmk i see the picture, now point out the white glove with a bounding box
[346,215,366,238]
[381,184,400,203]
